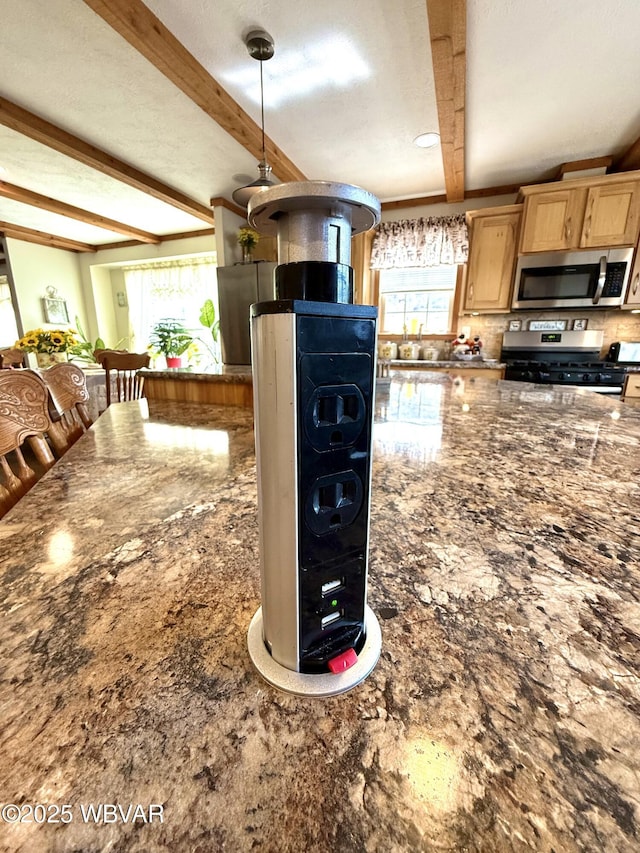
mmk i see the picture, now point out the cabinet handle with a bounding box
[468,283,474,301]
[583,196,594,239]
[564,217,572,241]
[633,272,639,295]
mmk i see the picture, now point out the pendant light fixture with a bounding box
[232,30,275,208]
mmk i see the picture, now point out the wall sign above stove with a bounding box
[528,320,568,331]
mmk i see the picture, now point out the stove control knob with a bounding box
[585,373,596,383]
[557,371,565,381]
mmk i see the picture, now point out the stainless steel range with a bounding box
[501,330,628,395]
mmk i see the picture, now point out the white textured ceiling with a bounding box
[1,0,639,247]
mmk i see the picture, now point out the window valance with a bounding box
[370,214,468,269]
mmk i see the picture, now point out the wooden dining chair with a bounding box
[95,350,150,407]
[39,362,93,455]
[0,370,56,518]
[0,347,25,369]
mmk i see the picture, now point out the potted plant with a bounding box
[237,227,260,264]
[68,316,127,365]
[16,327,79,368]
[198,298,221,365]
[148,319,193,368]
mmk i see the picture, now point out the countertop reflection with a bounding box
[0,375,639,852]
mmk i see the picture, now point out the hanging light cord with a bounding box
[259,57,266,163]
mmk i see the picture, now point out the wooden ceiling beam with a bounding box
[0,180,161,243]
[0,96,214,224]
[82,0,306,185]
[0,221,96,252]
[426,0,466,203]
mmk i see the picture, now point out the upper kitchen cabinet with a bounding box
[623,244,640,309]
[463,205,522,314]
[519,172,640,254]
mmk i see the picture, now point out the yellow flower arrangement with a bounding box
[16,328,79,354]
[237,227,260,250]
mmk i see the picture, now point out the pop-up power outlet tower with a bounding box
[246,181,382,697]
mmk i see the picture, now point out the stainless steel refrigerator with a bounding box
[216,262,276,365]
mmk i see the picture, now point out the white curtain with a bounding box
[123,257,218,357]
[370,215,468,269]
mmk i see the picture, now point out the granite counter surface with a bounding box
[385,358,505,369]
[0,374,639,852]
[143,365,252,384]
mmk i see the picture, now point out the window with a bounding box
[123,256,220,364]
[378,266,457,335]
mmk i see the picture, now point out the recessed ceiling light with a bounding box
[413,132,440,149]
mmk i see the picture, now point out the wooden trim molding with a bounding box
[210,196,247,219]
[380,182,522,212]
[0,96,214,224]
[426,0,466,203]
[82,0,306,185]
[0,180,160,243]
[613,133,640,173]
[96,227,216,251]
[555,156,613,179]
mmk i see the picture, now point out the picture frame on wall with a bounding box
[42,297,70,324]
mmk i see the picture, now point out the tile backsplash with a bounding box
[453,310,640,360]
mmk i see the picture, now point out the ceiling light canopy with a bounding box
[232,30,276,209]
[413,132,441,149]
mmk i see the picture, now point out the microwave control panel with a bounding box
[604,262,626,297]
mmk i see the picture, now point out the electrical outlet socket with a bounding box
[303,383,366,452]
[304,469,364,535]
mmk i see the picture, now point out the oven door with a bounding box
[512,248,632,309]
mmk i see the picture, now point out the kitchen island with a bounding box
[143,364,253,407]
[0,373,638,852]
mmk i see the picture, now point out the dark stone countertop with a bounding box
[0,373,639,852]
[142,365,252,383]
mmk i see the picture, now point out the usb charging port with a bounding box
[321,611,341,629]
[321,579,343,596]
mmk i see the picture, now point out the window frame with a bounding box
[373,265,464,339]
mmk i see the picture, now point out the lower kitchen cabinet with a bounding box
[622,373,640,400]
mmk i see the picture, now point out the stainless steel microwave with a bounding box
[512,248,634,310]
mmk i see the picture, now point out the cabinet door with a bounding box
[623,247,640,308]
[580,182,640,248]
[520,188,586,252]
[465,212,520,313]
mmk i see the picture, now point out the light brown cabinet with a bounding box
[623,246,640,308]
[519,174,640,254]
[463,205,521,313]
[622,373,640,399]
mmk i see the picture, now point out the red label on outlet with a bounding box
[328,648,358,673]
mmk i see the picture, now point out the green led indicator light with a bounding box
[331,599,338,607]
